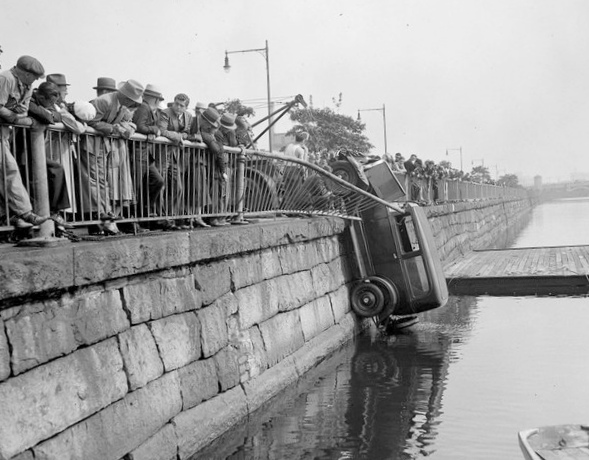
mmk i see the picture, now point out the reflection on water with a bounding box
[196,198,589,460]
[198,296,589,460]
[513,197,589,247]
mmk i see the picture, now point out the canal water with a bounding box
[197,198,589,460]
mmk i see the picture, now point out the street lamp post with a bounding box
[357,104,387,155]
[446,147,463,171]
[224,40,273,152]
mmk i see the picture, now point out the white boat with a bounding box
[518,424,589,459]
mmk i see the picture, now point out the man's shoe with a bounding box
[10,216,33,229]
[102,221,120,236]
[20,212,48,226]
[175,219,191,230]
[192,217,210,228]
[210,218,229,227]
[51,214,74,229]
[158,219,178,231]
[99,212,122,221]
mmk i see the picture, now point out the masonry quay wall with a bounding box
[0,218,359,460]
[0,196,534,460]
[426,196,535,266]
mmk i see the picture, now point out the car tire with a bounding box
[331,161,361,187]
[351,279,386,318]
[366,275,399,321]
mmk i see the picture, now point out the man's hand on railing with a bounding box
[14,115,33,127]
[12,102,28,114]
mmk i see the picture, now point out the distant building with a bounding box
[534,175,542,189]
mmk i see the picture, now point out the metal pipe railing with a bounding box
[0,120,530,236]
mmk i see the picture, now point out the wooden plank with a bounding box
[571,247,585,276]
[516,248,531,276]
[536,248,549,276]
[444,254,476,276]
[577,247,589,273]
[493,249,514,277]
[547,247,558,275]
[529,247,543,276]
[503,252,523,276]
[536,448,589,459]
[445,246,589,296]
[556,247,564,276]
[562,249,571,275]
[476,251,498,277]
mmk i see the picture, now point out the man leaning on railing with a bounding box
[0,55,49,229]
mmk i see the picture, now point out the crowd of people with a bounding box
[1,53,501,240]
[0,54,258,236]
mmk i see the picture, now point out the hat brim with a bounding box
[143,90,164,100]
[118,83,143,103]
[202,114,220,128]
[221,123,237,130]
[93,86,117,91]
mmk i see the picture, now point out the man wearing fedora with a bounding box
[197,107,228,226]
[81,79,144,234]
[44,73,81,220]
[0,55,49,229]
[189,101,207,143]
[132,83,165,222]
[93,77,117,98]
[195,110,234,226]
[46,73,70,107]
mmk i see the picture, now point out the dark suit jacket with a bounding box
[159,107,192,143]
[132,101,160,135]
[404,159,416,173]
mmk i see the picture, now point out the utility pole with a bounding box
[446,147,463,171]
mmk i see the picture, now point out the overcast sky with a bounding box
[2,0,589,183]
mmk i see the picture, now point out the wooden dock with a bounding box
[444,245,589,296]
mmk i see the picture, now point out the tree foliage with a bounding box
[497,173,520,187]
[286,106,373,154]
[224,99,255,117]
[470,165,491,183]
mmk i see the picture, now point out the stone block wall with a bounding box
[425,197,534,265]
[0,197,535,459]
[0,218,360,460]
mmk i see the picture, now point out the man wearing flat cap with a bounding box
[0,55,49,228]
[78,79,144,234]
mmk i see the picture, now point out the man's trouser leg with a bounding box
[1,128,33,216]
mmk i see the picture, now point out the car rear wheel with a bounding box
[331,161,360,187]
[366,275,399,321]
[351,279,385,318]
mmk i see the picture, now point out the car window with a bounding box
[405,256,430,296]
[397,215,420,253]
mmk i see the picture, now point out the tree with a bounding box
[224,99,255,117]
[497,173,520,188]
[470,165,491,183]
[286,106,373,154]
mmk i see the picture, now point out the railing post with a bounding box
[30,125,54,238]
[232,146,248,224]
